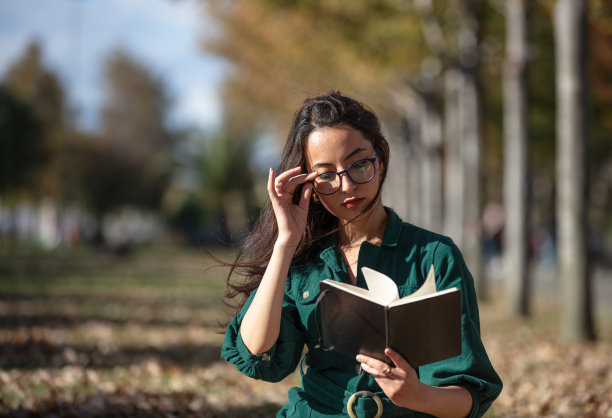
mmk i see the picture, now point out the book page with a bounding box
[390,286,458,307]
[362,267,400,305]
[322,280,387,305]
[403,265,437,300]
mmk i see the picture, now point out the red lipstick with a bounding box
[342,197,365,209]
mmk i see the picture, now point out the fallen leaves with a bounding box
[480,297,612,417]
[0,249,610,417]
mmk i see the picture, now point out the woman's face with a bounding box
[305,124,383,221]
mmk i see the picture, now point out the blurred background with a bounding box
[0,0,610,416]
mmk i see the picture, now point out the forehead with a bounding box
[306,125,372,163]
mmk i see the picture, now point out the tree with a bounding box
[412,0,486,296]
[72,49,177,246]
[100,49,173,158]
[2,40,67,200]
[456,1,485,298]
[0,86,45,196]
[203,0,426,135]
[588,2,612,257]
[75,136,144,221]
[202,1,612,306]
[192,131,257,242]
[554,0,595,341]
[94,49,176,211]
[503,0,531,316]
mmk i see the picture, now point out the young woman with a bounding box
[221,91,502,417]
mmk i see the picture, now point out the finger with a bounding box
[305,171,319,182]
[298,182,313,210]
[273,167,303,194]
[384,348,412,371]
[275,166,303,185]
[279,171,317,194]
[356,354,388,371]
[268,168,277,197]
[359,360,392,379]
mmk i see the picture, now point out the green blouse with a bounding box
[222,209,502,417]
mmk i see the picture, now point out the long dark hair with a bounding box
[223,91,390,316]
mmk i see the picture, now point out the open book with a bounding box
[317,266,462,367]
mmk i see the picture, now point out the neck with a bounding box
[338,201,388,247]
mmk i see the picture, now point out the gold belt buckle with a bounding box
[347,390,383,418]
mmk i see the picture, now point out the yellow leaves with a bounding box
[202,0,428,137]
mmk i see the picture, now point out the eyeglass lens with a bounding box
[313,159,375,194]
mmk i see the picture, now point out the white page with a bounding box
[389,286,458,307]
[322,280,387,305]
[362,267,400,305]
[403,265,437,300]
[362,265,438,307]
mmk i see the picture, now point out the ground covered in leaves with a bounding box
[0,245,610,417]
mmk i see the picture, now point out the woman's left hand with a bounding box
[356,348,424,409]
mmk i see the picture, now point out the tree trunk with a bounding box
[381,112,411,220]
[443,69,464,248]
[554,0,595,341]
[457,5,484,297]
[405,114,424,226]
[459,67,484,298]
[504,0,531,316]
[388,88,438,229]
[420,93,443,233]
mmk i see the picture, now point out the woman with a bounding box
[221,91,502,417]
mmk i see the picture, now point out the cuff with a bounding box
[463,384,481,418]
[236,328,278,366]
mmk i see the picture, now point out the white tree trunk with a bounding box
[457,2,485,297]
[443,69,464,248]
[420,96,443,233]
[388,87,443,231]
[381,115,411,220]
[459,68,484,296]
[503,0,531,316]
[554,0,595,341]
[407,118,424,227]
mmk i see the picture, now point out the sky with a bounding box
[0,0,227,132]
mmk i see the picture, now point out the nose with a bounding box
[339,172,356,192]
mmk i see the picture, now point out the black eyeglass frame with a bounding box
[310,154,378,195]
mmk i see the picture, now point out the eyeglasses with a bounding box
[311,154,378,195]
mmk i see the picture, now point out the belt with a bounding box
[300,355,415,417]
[347,391,383,418]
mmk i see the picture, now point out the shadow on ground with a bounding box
[0,340,223,370]
[0,391,282,417]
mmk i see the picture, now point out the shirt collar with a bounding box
[380,207,402,247]
[315,206,403,252]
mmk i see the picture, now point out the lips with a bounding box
[342,197,365,209]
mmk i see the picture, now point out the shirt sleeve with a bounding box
[221,284,305,383]
[419,239,503,418]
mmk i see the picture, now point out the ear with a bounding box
[378,161,386,183]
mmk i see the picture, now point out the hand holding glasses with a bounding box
[311,154,377,195]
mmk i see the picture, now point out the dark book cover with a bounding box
[318,278,462,368]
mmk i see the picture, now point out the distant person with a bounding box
[221,91,502,417]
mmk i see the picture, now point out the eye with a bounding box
[317,172,337,182]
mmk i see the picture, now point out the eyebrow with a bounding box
[311,147,368,169]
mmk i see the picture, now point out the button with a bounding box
[262,353,270,362]
[302,291,310,299]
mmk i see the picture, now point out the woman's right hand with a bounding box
[240,167,317,354]
[268,167,318,247]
